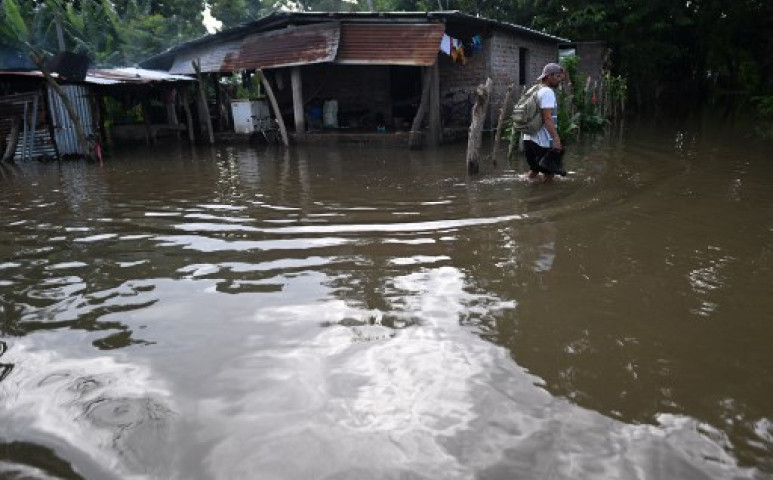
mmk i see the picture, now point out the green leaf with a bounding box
[1,0,30,42]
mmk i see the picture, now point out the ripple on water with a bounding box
[0,343,174,478]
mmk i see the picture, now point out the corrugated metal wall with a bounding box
[0,92,57,161]
[47,84,95,156]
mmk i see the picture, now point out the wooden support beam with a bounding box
[141,97,154,146]
[192,59,214,144]
[428,61,441,146]
[466,78,492,174]
[2,118,20,162]
[181,87,195,143]
[291,67,305,135]
[409,66,433,150]
[258,70,289,147]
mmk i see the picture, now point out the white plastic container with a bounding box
[231,100,272,133]
[231,100,254,134]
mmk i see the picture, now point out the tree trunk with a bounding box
[466,78,492,174]
[492,82,515,164]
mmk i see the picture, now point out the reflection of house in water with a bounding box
[141,11,569,147]
[0,67,195,161]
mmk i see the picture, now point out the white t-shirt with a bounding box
[523,86,557,148]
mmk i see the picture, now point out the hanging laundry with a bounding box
[440,34,452,55]
[472,34,483,53]
[452,45,467,65]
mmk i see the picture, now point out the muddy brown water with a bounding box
[1,118,772,479]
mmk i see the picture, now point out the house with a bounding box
[141,11,569,146]
[0,67,195,161]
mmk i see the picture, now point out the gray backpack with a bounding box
[511,84,544,135]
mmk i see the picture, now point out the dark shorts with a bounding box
[524,140,566,176]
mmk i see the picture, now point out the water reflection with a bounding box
[0,342,173,479]
[0,123,771,477]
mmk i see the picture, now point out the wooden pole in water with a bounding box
[507,84,526,162]
[409,66,433,150]
[181,87,195,143]
[291,66,305,136]
[2,118,20,162]
[492,82,515,163]
[466,78,492,174]
[258,69,289,147]
[428,62,441,146]
[141,97,154,145]
[192,59,214,145]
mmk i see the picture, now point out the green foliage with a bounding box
[210,0,264,29]
[523,0,772,110]
[559,55,606,137]
[753,96,773,119]
[1,0,30,42]
[223,71,263,99]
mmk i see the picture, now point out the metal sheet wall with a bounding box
[47,85,95,156]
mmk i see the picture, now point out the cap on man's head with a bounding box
[538,62,564,80]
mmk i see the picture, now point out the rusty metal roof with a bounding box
[141,11,569,71]
[335,23,445,66]
[233,22,340,70]
[170,40,242,74]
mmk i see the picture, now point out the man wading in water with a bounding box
[523,62,566,183]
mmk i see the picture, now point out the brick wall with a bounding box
[439,32,560,127]
[489,32,560,125]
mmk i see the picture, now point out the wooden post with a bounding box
[181,87,195,143]
[428,61,441,146]
[141,97,154,145]
[291,66,305,135]
[192,59,214,144]
[97,94,110,150]
[409,66,433,149]
[492,82,515,164]
[42,91,61,160]
[258,69,289,147]
[213,73,223,132]
[2,118,20,162]
[507,84,525,162]
[466,78,492,174]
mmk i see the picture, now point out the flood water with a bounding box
[1,119,772,479]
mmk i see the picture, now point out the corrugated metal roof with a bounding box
[0,68,194,85]
[140,11,569,71]
[233,22,339,70]
[87,68,194,84]
[335,23,445,66]
[170,40,242,74]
